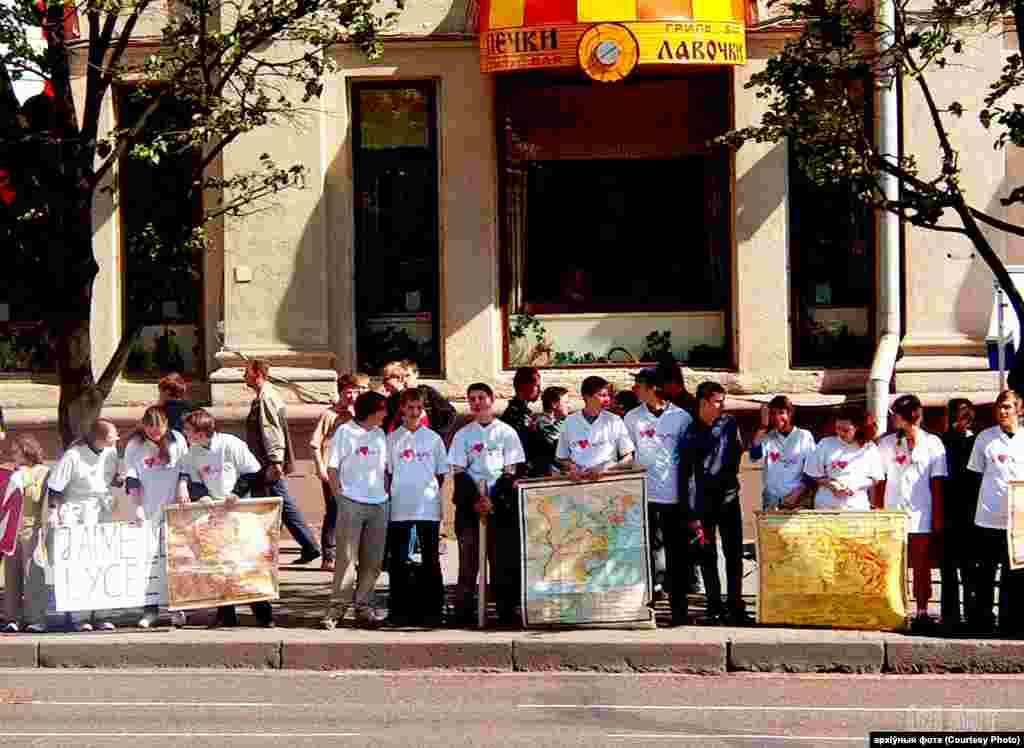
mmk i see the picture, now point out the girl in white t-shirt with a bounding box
[805,407,884,511]
[123,405,189,629]
[749,396,816,511]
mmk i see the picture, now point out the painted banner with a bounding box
[53,520,166,612]
[164,498,282,611]
[518,470,654,627]
[756,511,909,632]
[1009,482,1024,571]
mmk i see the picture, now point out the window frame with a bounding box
[350,79,443,377]
[496,70,736,371]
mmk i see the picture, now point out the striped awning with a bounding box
[479,0,752,77]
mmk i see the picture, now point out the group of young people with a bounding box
[1,356,1020,634]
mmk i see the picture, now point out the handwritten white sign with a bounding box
[53,521,166,612]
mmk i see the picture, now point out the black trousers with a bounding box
[217,601,273,625]
[974,527,1024,634]
[940,526,980,625]
[695,493,744,615]
[648,503,690,623]
[386,520,444,621]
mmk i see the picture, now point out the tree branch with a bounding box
[96,320,144,397]
[969,207,1024,239]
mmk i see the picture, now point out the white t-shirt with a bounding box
[47,443,119,504]
[123,430,189,518]
[877,431,948,534]
[756,428,817,503]
[623,403,691,504]
[180,432,262,499]
[556,410,635,471]
[805,436,885,511]
[327,421,389,504]
[448,420,525,490]
[387,426,449,522]
[968,425,1024,529]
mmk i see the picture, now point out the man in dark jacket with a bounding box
[500,367,543,478]
[679,381,746,625]
[941,398,982,632]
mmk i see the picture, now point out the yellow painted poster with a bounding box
[756,511,908,631]
[1009,482,1024,571]
[163,498,282,610]
[518,470,655,628]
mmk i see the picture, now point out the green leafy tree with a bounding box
[719,0,1024,390]
[0,0,395,445]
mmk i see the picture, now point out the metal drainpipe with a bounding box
[867,0,902,427]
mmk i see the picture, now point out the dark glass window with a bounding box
[353,83,440,375]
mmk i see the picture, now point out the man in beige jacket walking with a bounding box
[244,359,321,565]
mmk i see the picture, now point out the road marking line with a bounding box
[607,734,862,741]
[1,734,361,739]
[522,704,1024,713]
[8,701,296,708]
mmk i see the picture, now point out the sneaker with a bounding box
[75,622,94,632]
[355,610,385,629]
[138,613,158,629]
[170,611,187,628]
[24,623,46,634]
[97,621,116,631]
[320,616,338,631]
[321,560,336,573]
[258,618,276,629]
[292,549,322,565]
[2,622,18,633]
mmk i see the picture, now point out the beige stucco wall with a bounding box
[10,12,1013,411]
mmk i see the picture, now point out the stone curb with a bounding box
[729,640,885,673]
[886,640,1024,674]
[282,641,514,671]
[513,640,726,674]
[2,636,1024,673]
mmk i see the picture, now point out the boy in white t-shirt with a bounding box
[556,376,635,479]
[386,389,449,625]
[175,409,271,628]
[967,389,1024,635]
[876,394,947,627]
[623,367,691,626]
[321,391,391,629]
[449,382,525,625]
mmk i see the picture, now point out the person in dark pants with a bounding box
[680,381,746,626]
[310,372,370,572]
[385,389,449,625]
[500,366,543,477]
[623,367,693,626]
[941,398,982,633]
[967,390,1024,636]
[244,359,321,565]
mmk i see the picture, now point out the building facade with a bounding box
[0,0,1018,410]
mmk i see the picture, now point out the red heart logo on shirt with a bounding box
[895,454,907,465]
[358,446,369,456]
[769,451,781,463]
[472,443,485,453]
[642,429,657,439]
[831,460,848,471]
[402,449,414,460]
[998,453,1010,463]
[578,440,590,449]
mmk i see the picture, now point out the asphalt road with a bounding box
[2,670,1024,747]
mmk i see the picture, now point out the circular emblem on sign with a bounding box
[577,23,639,83]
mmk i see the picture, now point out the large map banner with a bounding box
[518,470,654,628]
[164,498,282,611]
[756,511,909,631]
[1010,482,1024,571]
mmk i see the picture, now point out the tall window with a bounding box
[788,141,874,368]
[500,73,732,368]
[352,82,440,375]
[117,87,203,376]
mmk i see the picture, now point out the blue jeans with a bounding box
[254,477,319,557]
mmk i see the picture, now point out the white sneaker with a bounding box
[24,623,46,634]
[170,611,187,628]
[138,613,157,629]
[75,622,94,632]
[97,621,116,631]
[2,622,18,633]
